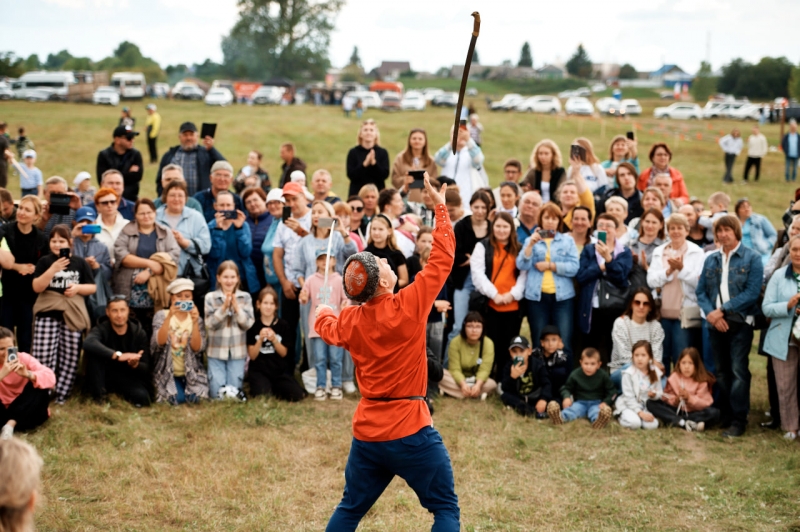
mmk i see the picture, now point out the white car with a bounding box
[595,97,618,113]
[565,97,594,115]
[252,86,284,105]
[620,98,642,115]
[591,83,607,93]
[400,91,426,111]
[558,90,575,99]
[344,91,382,109]
[204,88,234,106]
[574,87,592,97]
[423,88,444,102]
[654,103,703,120]
[490,93,524,111]
[0,86,13,101]
[729,103,763,121]
[92,86,120,105]
[152,82,170,98]
[515,95,561,114]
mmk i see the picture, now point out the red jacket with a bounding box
[316,203,455,442]
[637,166,689,205]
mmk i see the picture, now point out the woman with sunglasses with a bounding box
[609,287,665,391]
[346,119,390,198]
[93,187,129,257]
[346,196,367,250]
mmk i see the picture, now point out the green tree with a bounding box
[0,52,24,77]
[96,41,166,82]
[718,56,792,99]
[222,0,344,80]
[566,44,592,79]
[472,48,479,65]
[518,42,532,68]
[790,65,800,101]
[348,46,361,68]
[691,61,717,102]
[44,50,73,70]
[717,58,746,95]
[24,54,41,71]
[618,63,637,79]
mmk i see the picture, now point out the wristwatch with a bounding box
[114,351,122,361]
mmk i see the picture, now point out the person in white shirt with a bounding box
[565,137,608,195]
[744,126,768,182]
[719,129,743,184]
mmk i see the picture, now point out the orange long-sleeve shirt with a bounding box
[316,203,455,442]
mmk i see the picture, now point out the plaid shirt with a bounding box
[204,290,255,360]
[171,148,200,195]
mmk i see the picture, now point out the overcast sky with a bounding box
[6,0,799,75]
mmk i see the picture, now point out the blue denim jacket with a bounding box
[744,213,777,257]
[516,233,580,301]
[696,244,763,326]
[762,265,798,361]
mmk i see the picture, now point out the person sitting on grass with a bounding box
[440,311,497,400]
[646,347,720,432]
[0,327,55,439]
[246,286,305,402]
[0,437,43,532]
[83,295,151,407]
[299,251,347,401]
[531,325,570,394]
[500,335,552,418]
[547,347,615,429]
[152,278,208,405]
[613,340,662,430]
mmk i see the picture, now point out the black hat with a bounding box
[113,125,139,139]
[509,336,531,350]
[437,176,457,187]
[540,325,561,340]
[179,121,198,133]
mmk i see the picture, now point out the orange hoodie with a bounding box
[662,373,713,412]
[637,167,689,205]
[316,203,455,442]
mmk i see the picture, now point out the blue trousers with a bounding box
[561,399,602,422]
[326,426,460,532]
[311,337,343,388]
[709,323,753,427]
[786,157,798,182]
[207,358,246,399]
[661,318,690,378]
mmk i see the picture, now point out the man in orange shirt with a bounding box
[315,176,459,531]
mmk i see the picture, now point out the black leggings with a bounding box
[0,382,50,431]
[646,399,720,428]
[248,368,306,402]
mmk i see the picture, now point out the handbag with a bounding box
[679,306,702,329]
[87,269,113,324]
[598,277,630,313]
[181,238,210,311]
[468,249,510,316]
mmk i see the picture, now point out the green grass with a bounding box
[1,99,799,531]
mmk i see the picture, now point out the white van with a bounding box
[111,72,146,99]
[12,71,76,100]
[343,90,382,110]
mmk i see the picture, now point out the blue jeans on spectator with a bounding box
[786,157,798,182]
[312,337,343,389]
[326,426,460,532]
[610,366,628,391]
[342,350,354,383]
[527,294,574,363]
[172,377,198,405]
[661,318,690,377]
[708,323,753,428]
[300,301,311,366]
[561,399,603,422]
[701,325,715,375]
[446,276,475,362]
[207,358,246,399]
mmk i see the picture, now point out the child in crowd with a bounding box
[614,340,662,430]
[299,250,347,401]
[698,191,730,241]
[406,225,433,281]
[501,335,552,418]
[246,286,305,401]
[19,150,43,198]
[73,171,96,206]
[646,348,720,432]
[547,348,615,428]
[365,214,408,292]
[531,325,570,394]
[204,261,255,400]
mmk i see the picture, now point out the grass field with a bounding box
[1,99,799,531]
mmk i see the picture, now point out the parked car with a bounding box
[432,92,458,107]
[659,91,676,99]
[702,100,748,119]
[381,92,402,112]
[400,91,426,111]
[466,88,478,96]
[558,90,576,99]
[173,86,205,100]
[204,88,234,106]
[489,93,524,111]
[515,95,561,114]
[0,85,13,101]
[151,82,170,98]
[595,97,618,113]
[574,87,592,97]
[620,99,642,115]
[423,88,444,102]
[565,97,594,115]
[654,103,703,120]
[343,90,382,109]
[591,83,607,93]
[252,86,285,105]
[20,88,58,102]
[92,86,120,106]
[12,71,75,101]
[729,103,763,121]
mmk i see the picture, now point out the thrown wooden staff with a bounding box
[452,11,481,154]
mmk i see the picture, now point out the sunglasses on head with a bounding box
[110,294,128,302]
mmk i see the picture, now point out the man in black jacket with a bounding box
[156,121,226,197]
[96,125,143,202]
[83,297,151,407]
[279,142,306,187]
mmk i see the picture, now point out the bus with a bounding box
[12,71,76,101]
[111,72,146,99]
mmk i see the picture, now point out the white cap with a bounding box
[146,103,157,111]
[22,149,36,159]
[266,188,285,204]
[73,171,91,185]
[290,170,306,183]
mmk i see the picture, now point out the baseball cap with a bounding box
[179,121,198,133]
[290,170,306,183]
[266,188,285,204]
[315,248,330,259]
[122,106,130,112]
[113,125,139,139]
[22,149,36,159]
[146,104,157,111]
[540,325,561,340]
[508,336,531,350]
[73,171,91,186]
[75,206,97,223]
[282,182,303,197]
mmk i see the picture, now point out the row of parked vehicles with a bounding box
[488,93,643,116]
[653,99,771,120]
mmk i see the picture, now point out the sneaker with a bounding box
[342,381,357,394]
[547,401,563,425]
[0,424,13,440]
[784,431,797,441]
[236,389,247,403]
[480,392,488,401]
[695,422,705,433]
[592,404,613,429]
[330,388,343,401]
[314,388,327,401]
[722,424,746,438]
[685,420,698,432]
